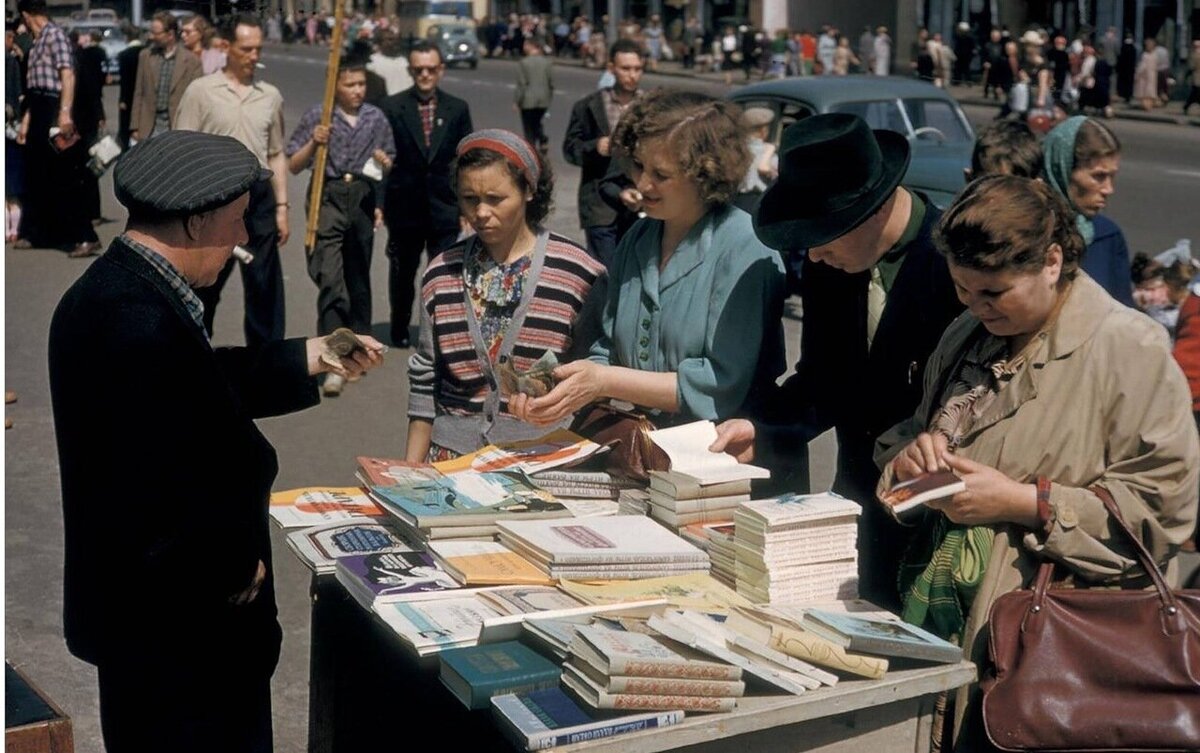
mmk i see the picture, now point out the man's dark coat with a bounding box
[563,88,619,229]
[379,86,473,234]
[49,238,319,672]
[762,201,963,609]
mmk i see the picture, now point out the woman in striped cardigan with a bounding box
[405,130,607,462]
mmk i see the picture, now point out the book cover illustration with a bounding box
[431,429,605,476]
[356,457,444,488]
[802,607,963,663]
[879,470,966,514]
[338,551,459,597]
[269,486,383,528]
[372,472,563,522]
[286,520,414,571]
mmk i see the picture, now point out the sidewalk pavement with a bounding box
[493,50,1200,128]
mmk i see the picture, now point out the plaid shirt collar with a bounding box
[121,234,209,342]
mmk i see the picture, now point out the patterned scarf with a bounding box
[1042,116,1095,246]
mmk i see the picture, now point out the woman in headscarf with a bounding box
[1042,116,1133,306]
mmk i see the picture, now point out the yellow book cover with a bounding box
[428,541,554,586]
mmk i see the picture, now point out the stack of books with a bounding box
[563,624,743,713]
[616,488,652,516]
[491,687,686,751]
[527,470,635,502]
[734,493,861,603]
[285,519,417,574]
[678,521,737,588]
[497,516,710,580]
[646,470,751,532]
[335,550,461,610]
[427,540,553,587]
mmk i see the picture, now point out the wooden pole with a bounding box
[305,0,347,253]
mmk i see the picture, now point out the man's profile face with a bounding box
[225,24,263,81]
[190,193,250,287]
[609,51,644,94]
[409,49,443,96]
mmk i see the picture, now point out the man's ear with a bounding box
[184,211,210,242]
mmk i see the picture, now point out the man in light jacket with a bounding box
[130,10,201,142]
[514,37,552,151]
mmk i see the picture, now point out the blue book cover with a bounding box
[438,640,562,710]
[369,473,563,527]
[491,687,685,750]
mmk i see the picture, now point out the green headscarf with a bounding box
[1042,115,1095,246]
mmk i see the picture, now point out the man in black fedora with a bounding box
[711,113,962,610]
[48,130,384,752]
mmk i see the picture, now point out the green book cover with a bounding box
[439,641,562,710]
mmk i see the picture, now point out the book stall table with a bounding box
[305,572,976,753]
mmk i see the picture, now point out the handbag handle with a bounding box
[1030,485,1185,633]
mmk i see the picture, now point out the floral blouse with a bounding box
[464,245,533,364]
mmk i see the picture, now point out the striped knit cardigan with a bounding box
[407,231,607,454]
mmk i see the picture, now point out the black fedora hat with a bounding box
[753,113,910,250]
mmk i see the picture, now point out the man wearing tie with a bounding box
[380,40,473,348]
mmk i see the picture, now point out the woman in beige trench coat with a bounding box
[874,175,1198,752]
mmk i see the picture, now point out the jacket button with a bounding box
[641,319,650,330]
[639,337,649,346]
[638,352,649,362]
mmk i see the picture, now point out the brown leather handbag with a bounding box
[569,403,669,483]
[981,487,1200,752]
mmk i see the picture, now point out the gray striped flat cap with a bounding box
[114,131,271,216]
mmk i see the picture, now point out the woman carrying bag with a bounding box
[874,175,1198,751]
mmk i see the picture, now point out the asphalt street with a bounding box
[5,49,1198,753]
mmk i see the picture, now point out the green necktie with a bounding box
[867,265,886,348]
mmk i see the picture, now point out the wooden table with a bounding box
[5,662,74,753]
[306,574,975,753]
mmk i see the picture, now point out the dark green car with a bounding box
[729,76,975,208]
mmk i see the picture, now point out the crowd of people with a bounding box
[8,3,1197,751]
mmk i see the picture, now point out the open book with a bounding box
[880,471,965,514]
[648,421,770,485]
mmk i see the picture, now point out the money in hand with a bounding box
[497,350,559,397]
[320,328,369,370]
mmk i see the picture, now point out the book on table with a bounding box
[561,663,737,713]
[375,592,507,657]
[647,488,751,512]
[427,540,554,586]
[496,515,710,566]
[648,470,753,500]
[569,623,742,681]
[431,429,605,476]
[479,599,669,645]
[490,687,686,751]
[789,601,964,664]
[724,606,888,680]
[437,640,562,710]
[355,456,443,488]
[334,550,461,609]
[285,520,416,573]
[558,572,752,613]
[879,470,966,515]
[647,502,737,528]
[568,656,746,697]
[269,486,384,528]
[369,471,570,528]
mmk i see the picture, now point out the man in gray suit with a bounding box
[514,37,552,151]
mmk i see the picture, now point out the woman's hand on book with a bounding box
[710,419,756,463]
[926,453,1040,528]
[891,431,950,482]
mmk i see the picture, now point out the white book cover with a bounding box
[571,623,742,680]
[737,493,861,529]
[497,515,708,565]
[647,421,771,484]
[269,486,383,528]
[376,594,503,656]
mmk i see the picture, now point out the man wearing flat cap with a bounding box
[712,113,962,610]
[48,131,384,752]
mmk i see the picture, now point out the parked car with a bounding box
[427,22,478,69]
[728,76,975,209]
[61,19,128,78]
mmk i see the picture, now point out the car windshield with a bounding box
[829,98,971,144]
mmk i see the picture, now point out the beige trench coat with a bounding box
[875,274,1199,750]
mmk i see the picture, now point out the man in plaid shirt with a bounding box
[14,0,100,256]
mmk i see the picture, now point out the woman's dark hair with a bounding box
[970,120,1043,179]
[935,175,1083,283]
[612,89,749,207]
[1131,252,1162,286]
[453,148,553,231]
[1074,118,1120,167]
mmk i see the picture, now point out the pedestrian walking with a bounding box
[563,37,644,268]
[181,14,224,75]
[817,25,837,74]
[514,37,552,151]
[952,21,974,85]
[12,0,100,256]
[1116,33,1137,103]
[858,26,874,73]
[48,129,384,753]
[366,29,412,103]
[175,14,290,347]
[6,21,25,242]
[115,23,143,149]
[831,35,859,76]
[130,11,201,143]
[379,39,474,348]
[1134,38,1160,110]
[1186,40,1200,115]
[71,29,106,224]
[872,27,891,76]
[981,28,1003,97]
[286,57,395,396]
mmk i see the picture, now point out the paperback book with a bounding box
[376,594,505,656]
[490,687,685,751]
[285,520,415,573]
[647,421,770,485]
[438,640,562,710]
[427,540,554,586]
[570,623,742,681]
[334,550,460,609]
[369,472,567,528]
[648,471,752,500]
[879,471,966,515]
[797,602,963,663]
[269,486,383,528]
[562,663,736,713]
[497,515,709,566]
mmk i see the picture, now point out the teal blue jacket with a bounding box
[589,204,786,422]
